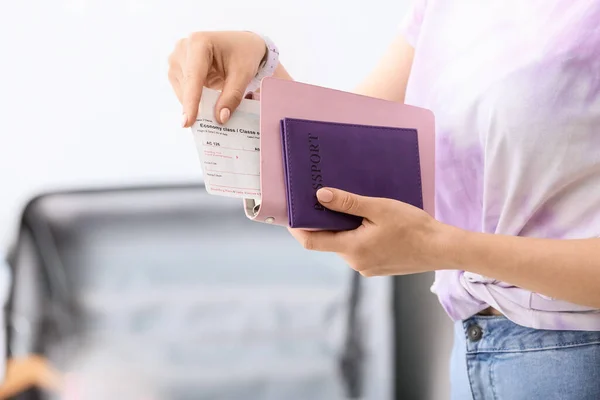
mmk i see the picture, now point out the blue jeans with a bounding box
[450,315,600,400]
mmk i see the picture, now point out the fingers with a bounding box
[288,228,353,253]
[170,31,265,128]
[181,34,212,128]
[290,228,379,278]
[316,188,381,219]
[289,227,372,276]
[215,68,253,124]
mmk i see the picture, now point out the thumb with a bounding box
[316,188,378,218]
[215,69,253,124]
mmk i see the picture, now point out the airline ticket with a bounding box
[191,88,261,199]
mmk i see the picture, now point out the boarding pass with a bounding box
[191,88,261,199]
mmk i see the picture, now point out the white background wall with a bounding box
[0,0,412,249]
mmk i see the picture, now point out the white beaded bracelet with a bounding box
[247,35,279,93]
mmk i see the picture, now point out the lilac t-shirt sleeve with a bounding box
[398,0,428,47]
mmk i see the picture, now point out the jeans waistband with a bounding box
[461,315,600,354]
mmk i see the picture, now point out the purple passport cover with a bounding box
[280,118,423,230]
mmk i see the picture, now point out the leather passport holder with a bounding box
[244,78,435,227]
[280,118,423,231]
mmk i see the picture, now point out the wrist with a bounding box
[259,41,269,68]
[247,34,279,92]
[430,223,472,272]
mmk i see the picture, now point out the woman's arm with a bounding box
[172,31,414,124]
[352,35,415,102]
[289,188,600,309]
[273,34,414,102]
[446,229,600,309]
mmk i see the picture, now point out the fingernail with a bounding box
[181,113,188,128]
[219,108,231,124]
[316,188,334,203]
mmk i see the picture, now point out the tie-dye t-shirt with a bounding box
[400,1,600,330]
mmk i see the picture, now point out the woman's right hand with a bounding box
[168,31,268,127]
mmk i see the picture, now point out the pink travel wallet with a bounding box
[244,77,435,227]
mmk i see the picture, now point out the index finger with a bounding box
[181,39,211,127]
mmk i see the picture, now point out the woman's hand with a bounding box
[289,188,457,276]
[291,189,600,308]
[168,31,268,127]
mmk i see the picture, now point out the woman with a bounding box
[168,1,600,398]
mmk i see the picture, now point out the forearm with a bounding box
[269,34,414,103]
[273,63,293,81]
[443,227,600,308]
[254,63,292,96]
[353,35,414,102]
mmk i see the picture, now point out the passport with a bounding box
[280,118,423,231]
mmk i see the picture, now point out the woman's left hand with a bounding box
[289,188,457,277]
